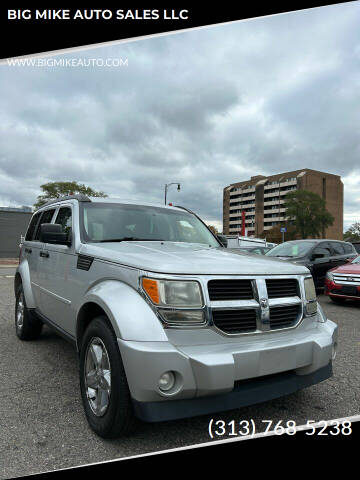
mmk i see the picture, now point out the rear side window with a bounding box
[54,207,72,234]
[34,209,56,240]
[25,212,41,241]
[313,243,332,257]
[330,242,345,255]
[344,243,354,254]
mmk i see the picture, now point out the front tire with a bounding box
[15,285,43,340]
[79,316,136,438]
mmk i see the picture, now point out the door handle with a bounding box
[40,251,49,258]
[25,248,32,254]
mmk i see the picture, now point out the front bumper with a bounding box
[133,362,333,422]
[325,279,360,299]
[118,317,338,421]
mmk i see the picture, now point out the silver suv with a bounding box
[15,196,338,437]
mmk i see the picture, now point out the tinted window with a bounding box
[34,209,56,241]
[344,243,354,254]
[353,243,360,253]
[25,212,41,241]
[55,207,72,234]
[313,243,332,257]
[330,242,345,255]
[266,241,317,258]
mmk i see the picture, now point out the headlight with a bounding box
[142,278,203,307]
[326,271,334,282]
[142,277,205,326]
[304,277,317,315]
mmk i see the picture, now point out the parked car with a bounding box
[244,246,273,255]
[265,239,358,289]
[216,233,228,247]
[325,255,360,303]
[15,196,337,438]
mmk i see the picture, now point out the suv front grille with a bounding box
[266,279,298,298]
[208,279,253,301]
[269,305,300,329]
[212,309,257,333]
[208,276,303,335]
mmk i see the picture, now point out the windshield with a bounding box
[352,255,360,264]
[80,203,220,247]
[266,241,317,258]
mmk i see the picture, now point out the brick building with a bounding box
[223,169,343,240]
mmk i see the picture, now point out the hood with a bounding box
[79,241,309,275]
[330,263,360,274]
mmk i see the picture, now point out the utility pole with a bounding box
[164,183,181,205]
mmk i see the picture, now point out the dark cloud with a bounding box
[1,2,360,230]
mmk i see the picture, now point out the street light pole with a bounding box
[164,183,181,205]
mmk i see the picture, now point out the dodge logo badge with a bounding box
[260,298,269,309]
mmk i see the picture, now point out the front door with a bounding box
[311,242,333,288]
[37,205,77,336]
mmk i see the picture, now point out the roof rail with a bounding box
[35,194,91,211]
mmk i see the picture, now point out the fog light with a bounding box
[158,371,175,392]
[332,342,337,361]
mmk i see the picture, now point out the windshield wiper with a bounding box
[99,237,164,242]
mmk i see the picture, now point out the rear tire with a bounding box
[15,284,43,340]
[330,296,347,304]
[79,316,136,438]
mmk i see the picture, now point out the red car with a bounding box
[325,255,360,303]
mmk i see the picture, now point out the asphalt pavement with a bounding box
[0,275,359,478]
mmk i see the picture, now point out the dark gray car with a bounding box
[266,239,357,289]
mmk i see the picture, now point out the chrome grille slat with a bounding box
[333,273,360,285]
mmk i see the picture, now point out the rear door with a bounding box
[311,242,333,288]
[329,241,350,268]
[22,211,42,306]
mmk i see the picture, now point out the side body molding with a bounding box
[16,261,36,309]
[78,280,168,342]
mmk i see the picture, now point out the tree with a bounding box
[34,181,107,208]
[344,222,360,242]
[207,224,219,234]
[285,190,334,239]
[259,224,297,243]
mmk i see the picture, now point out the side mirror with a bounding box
[39,223,71,246]
[312,253,325,260]
[217,234,228,247]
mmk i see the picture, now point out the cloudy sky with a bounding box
[1,3,360,231]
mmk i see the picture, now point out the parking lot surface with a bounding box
[0,275,359,478]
